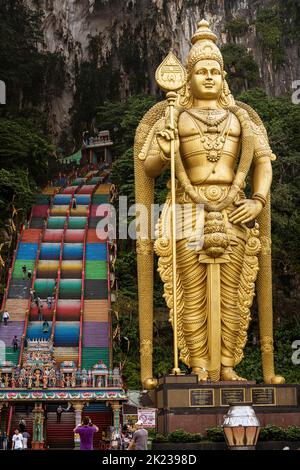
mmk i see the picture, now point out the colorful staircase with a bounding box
[0,193,50,365]
[2,173,115,448]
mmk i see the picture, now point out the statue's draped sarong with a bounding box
[155,183,261,378]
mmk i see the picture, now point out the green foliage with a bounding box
[0,119,52,186]
[96,95,156,156]
[152,433,168,443]
[285,426,300,441]
[278,0,300,41]
[225,17,249,37]
[115,250,137,299]
[256,5,285,64]
[205,427,225,442]
[259,425,288,441]
[221,44,260,95]
[236,316,300,383]
[72,56,120,138]
[112,294,173,389]
[238,88,300,281]
[0,0,65,113]
[0,168,34,223]
[152,425,300,443]
[168,429,203,443]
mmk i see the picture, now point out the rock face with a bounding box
[27,0,300,140]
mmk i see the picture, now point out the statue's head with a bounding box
[190,59,223,101]
[184,20,233,108]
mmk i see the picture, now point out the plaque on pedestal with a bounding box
[220,388,245,406]
[189,389,214,407]
[251,387,276,406]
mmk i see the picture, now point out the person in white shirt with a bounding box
[2,311,10,326]
[12,429,23,450]
[22,431,30,449]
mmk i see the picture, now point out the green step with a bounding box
[88,177,101,184]
[12,259,35,279]
[72,178,86,185]
[34,278,56,297]
[81,347,109,369]
[35,194,50,204]
[59,279,82,298]
[5,347,19,365]
[85,261,107,280]
[68,217,87,229]
[92,195,109,204]
[48,217,66,229]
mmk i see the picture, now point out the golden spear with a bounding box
[155,52,187,375]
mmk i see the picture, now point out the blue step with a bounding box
[86,243,106,261]
[16,243,38,260]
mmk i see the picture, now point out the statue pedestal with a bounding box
[153,375,300,435]
[31,441,44,450]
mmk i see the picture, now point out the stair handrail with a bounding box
[6,404,13,440]
[107,234,113,371]
[0,223,25,313]
[18,224,44,367]
[78,188,92,369]
[78,221,88,369]
[51,195,71,340]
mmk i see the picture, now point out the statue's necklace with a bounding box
[187,110,231,163]
[188,108,229,131]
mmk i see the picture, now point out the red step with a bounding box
[87,229,106,243]
[45,411,75,449]
[22,229,42,243]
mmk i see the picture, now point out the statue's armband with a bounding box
[252,122,276,163]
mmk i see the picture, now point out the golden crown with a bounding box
[187,19,224,73]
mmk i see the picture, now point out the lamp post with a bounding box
[222,402,260,450]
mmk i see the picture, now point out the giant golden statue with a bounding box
[134,20,284,388]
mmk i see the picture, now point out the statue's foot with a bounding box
[265,375,285,384]
[221,367,247,381]
[193,367,209,382]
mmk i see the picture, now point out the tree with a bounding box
[0,119,52,186]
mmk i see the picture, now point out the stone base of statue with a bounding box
[150,375,300,435]
[31,441,44,450]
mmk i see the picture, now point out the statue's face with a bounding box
[190,59,223,100]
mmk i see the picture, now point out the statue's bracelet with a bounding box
[159,151,171,162]
[252,193,267,207]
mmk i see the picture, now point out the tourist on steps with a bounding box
[38,304,43,321]
[12,429,23,450]
[56,404,63,423]
[19,417,26,433]
[47,295,53,310]
[74,416,99,451]
[22,265,27,280]
[22,430,30,449]
[42,320,49,334]
[2,310,10,326]
[2,431,8,450]
[12,336,19,352]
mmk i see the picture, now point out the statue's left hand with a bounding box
[229,199,263,225]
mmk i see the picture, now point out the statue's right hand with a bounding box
[156,126,179,158]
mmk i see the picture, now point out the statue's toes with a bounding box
[270,375,285,384]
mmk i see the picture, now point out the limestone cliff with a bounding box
[27,0,300,141]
